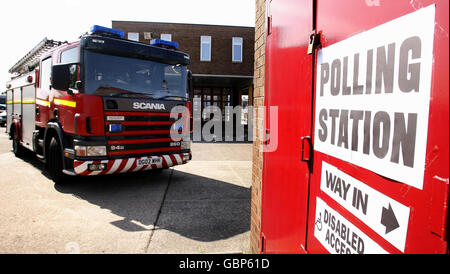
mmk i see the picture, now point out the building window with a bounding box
[128,32,139,42]
[200,36,211,62]
[144,32,153,40]
[232,37,243,62]
[161,33,172,41]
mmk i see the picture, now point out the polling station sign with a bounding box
[313,5,435,190]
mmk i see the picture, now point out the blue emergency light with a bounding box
[90,25,125,38]
[150,39,179,49]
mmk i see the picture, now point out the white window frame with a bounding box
[232,37,243,63]
[128,32,139,42]
[160,33,172,41]
[200,36,212,62]
[40,57,52,92]
[60,46,80,64]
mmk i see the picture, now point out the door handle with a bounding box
[301,136,312,162]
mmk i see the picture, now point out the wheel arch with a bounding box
[8,119,21,140]
[43,122,65,167]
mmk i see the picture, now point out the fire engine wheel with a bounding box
[47,137,66,184]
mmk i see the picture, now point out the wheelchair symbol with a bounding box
[315,213,323,231]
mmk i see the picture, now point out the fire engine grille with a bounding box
[104,111,185,158]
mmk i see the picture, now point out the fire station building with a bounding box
[112,21,255,140]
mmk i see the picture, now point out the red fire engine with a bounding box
[5,25,192,184]
[260,0,448,253]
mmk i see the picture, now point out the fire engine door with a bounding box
[260,0,315,253]
[21,85,36,150]
[306,0,449,254]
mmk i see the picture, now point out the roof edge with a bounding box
[111,20,255,29]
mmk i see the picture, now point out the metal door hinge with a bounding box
[430,175,449,241]
[264,129,271,145]
[267,0,272,36]
[307,32,321,55]
[261,235,266,253]
[267,15,272,35]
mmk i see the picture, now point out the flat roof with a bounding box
[112,20,255,29]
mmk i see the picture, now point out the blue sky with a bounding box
[0,0,255,88]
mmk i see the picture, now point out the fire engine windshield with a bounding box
[84,51,187,100]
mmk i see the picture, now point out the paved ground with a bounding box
[0,128,252,254]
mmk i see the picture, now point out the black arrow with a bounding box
[381,203,400,234]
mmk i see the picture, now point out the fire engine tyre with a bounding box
[12,129,25,158]
[47,137,66,184]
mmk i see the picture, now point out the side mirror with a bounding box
[51,63,80,93]
[51,64,71,91]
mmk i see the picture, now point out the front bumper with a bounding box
[72,152,191,176]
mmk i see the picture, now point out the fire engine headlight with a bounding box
[74,146,87,156]
[181,141,191,150]
[86,146,107,157]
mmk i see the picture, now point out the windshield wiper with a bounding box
[96,86,153,98]
[157,95,187,101]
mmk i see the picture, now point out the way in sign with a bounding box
[325,169,368,215]
[319,161,411,252]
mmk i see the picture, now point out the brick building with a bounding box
[112,21,255,139]
[113,12,263,252]
[251,0,266,254]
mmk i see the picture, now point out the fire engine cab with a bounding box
[5,25,192,183]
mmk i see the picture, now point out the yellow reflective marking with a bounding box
[36,99,50,107]
[54,98,76,108]
[22,99,36,104]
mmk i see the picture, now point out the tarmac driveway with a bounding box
[0,131,252,254]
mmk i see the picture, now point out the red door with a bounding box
[306,0,449,254]
[260,0,315,253]
[261,0,448,254]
